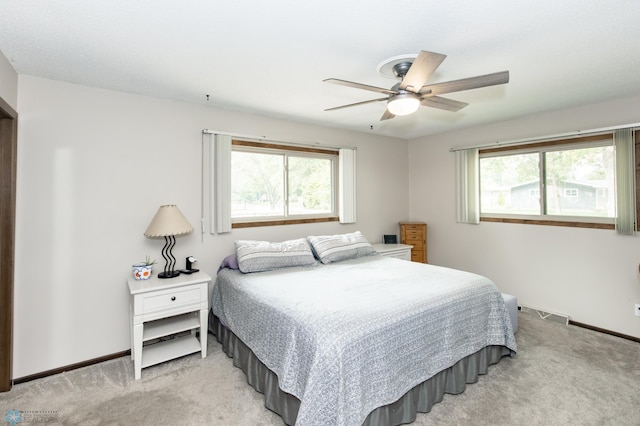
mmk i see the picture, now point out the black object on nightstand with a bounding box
[181,256,199,274]
[383,235,397,244]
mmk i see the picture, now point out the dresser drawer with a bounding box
[141,286,202,315]
[411,249,425,262]
[403,229,424,241]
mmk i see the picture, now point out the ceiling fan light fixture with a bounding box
[387,93,420,116]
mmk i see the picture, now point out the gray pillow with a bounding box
[235,238,316,273]
[307,231,375,264]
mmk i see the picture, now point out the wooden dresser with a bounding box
[399,222,427,263]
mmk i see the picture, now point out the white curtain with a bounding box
[214,134,232,233]
[339,148,356,224]
[614,128,635,235]
[455,148,480,224]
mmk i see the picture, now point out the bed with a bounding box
[210,233,517,426]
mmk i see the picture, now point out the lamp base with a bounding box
[158,270,181,279]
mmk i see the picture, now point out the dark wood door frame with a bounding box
[0,95,17,392]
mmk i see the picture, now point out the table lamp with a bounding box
[144,204,193,278]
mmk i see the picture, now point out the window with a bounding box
[231,140,338,225]
[479,135,615,225]
[563,188,578,198]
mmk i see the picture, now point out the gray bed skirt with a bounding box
[210,312,512,425]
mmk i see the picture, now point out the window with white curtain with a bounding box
[480,136,615,222]
[210,135,356,231]
[456,128,636,233]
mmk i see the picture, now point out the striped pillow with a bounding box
[307,231,375,264]
[235,238,316,273]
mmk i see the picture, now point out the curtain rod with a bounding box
[202,129,356,151]
[449,122,640,152]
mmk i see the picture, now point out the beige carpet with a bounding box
[1,309,638,425]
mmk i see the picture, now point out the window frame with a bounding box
[230,139,340,228]
[479,134,616,229]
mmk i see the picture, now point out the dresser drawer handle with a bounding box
[171,296,176,301]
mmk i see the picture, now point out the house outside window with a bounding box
[479,135,615,223]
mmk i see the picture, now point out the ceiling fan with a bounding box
[323,50,509,121]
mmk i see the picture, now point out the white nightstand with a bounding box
[127,271,212,380]
[371,243,413,261]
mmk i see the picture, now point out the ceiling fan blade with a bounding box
[325,97,389,112]
[323,78,397,95]
[380,109,395,121]
[399,50,447,92]
[420,96,468,112]
[420,70,509,95]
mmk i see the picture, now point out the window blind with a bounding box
[455,148,480,224]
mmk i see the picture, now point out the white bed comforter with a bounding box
[211,255,517,426]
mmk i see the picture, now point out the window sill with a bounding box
[480,216,614,230]
[232,217,339,229]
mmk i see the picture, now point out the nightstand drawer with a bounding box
[371,243,412,261]
[142,286,201,314]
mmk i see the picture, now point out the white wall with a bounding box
[14,75,409,377]
[0,50,18,110]
[17,71,638,378]
[409,95,640,338]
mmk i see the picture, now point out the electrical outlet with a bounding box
[635,304,640,317]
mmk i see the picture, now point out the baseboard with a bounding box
[519,303,639,343]
[10,317,639,385]
[568,320,640,344]
[13,350,131,385]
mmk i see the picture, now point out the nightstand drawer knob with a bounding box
[171,296,176,301]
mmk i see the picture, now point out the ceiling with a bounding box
[2,1,640,140]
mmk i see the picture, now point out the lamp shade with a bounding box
[387,93,420,116]
[144,205,193,237]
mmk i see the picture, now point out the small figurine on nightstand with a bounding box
[181,256,200,274]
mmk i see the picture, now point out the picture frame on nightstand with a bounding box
[383,234,397,244]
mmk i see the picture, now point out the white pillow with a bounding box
[307,231,375,264]
[235,238,316,273]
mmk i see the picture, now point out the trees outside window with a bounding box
[231,141,337,223]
